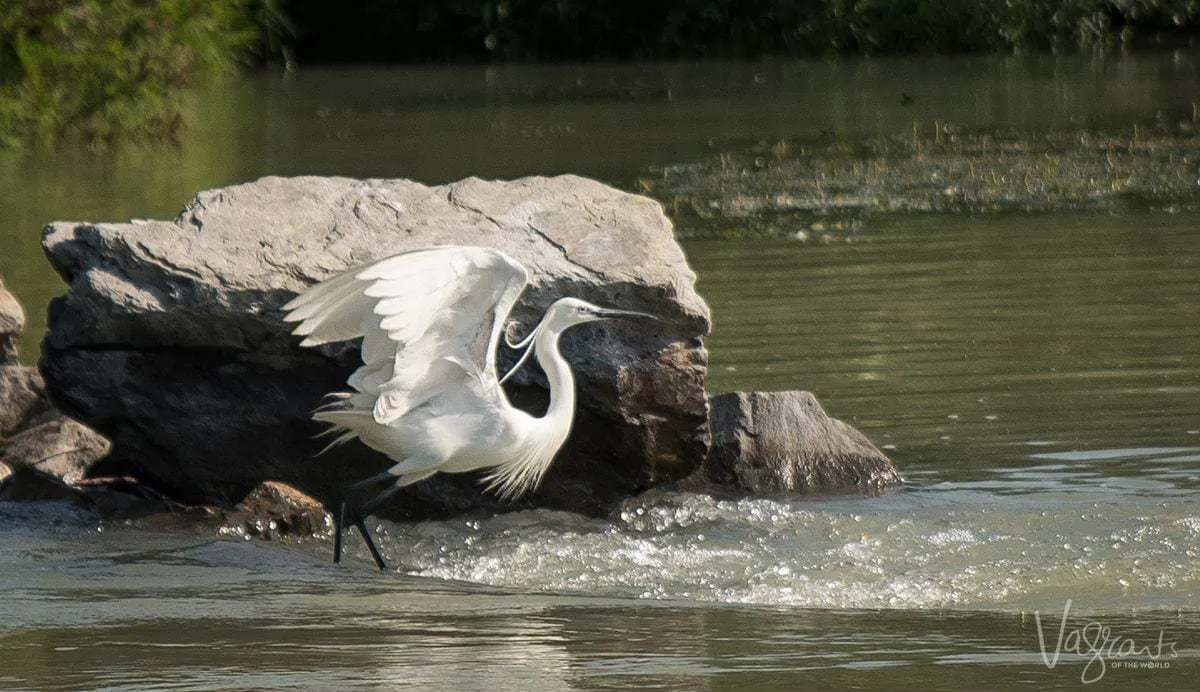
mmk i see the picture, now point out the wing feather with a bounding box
[285,270,378,346]
[283,246,530,426]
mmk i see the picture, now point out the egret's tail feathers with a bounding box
[313,407,374,427]
[314,424,348,440]
[313,400,346,415]
[308,394,377,452]
[313,391,374,415]
[315,429,359,456]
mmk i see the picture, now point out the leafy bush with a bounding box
[0,0,272,147]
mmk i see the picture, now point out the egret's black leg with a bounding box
[332,499,387,570]
[332,474,402,570]
[350,483,406,571]
[355,517,388,571]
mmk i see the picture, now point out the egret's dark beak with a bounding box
[595,307,659,321]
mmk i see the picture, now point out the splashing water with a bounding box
[339,446,1200,613]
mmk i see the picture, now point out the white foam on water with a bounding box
[363,482,1200,612]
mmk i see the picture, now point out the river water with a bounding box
[1,55,1198,689]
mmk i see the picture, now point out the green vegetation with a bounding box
[287,0,1200,62]
[2,1,1197,146]
[0,0,278,147]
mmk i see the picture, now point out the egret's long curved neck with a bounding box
[533,325,575,429]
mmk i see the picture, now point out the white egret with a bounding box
[282,245,655,569]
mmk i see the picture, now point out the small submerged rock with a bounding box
[612,488,724,532]
[221,481,330,540]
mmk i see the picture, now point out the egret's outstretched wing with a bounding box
[283,246,529,424]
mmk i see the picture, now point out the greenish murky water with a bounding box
[2,55,1199,689]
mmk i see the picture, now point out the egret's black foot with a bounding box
[332,498,389,571]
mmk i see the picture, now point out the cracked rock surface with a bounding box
[41,175,712,518]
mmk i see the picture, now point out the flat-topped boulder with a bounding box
[41,175,712,517]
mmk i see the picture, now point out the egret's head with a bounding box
[498,297,658,384]
[544,297,657,332]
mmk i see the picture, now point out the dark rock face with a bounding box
[0,465,83,503]
[695,391,901,495]
[40,175,712,517]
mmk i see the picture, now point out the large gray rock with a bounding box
[0,278,24,363]
[695,391,900,494]
[41,175,711,517]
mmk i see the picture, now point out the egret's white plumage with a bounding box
[282,245,653,568]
